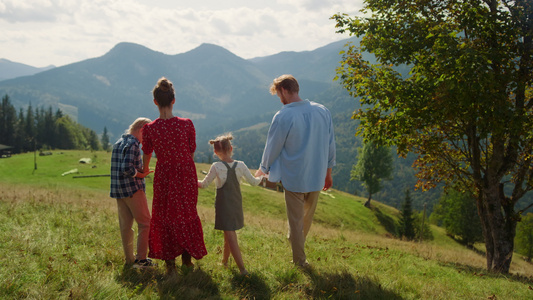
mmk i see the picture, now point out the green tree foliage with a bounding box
[399,190,416,240]
[24,103,35,150]
[0,94,100,152]
[351,141,393,207]
[432,189,483,247]
[86,129,101,151]
[42,107,57,148]
[332,0,533,273]
[414,210,434,242]
[55,116,81,150]
[101,126,110,152]
[0,95,16,147]
[515,213,533,262]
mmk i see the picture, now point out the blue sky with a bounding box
[0,0,363,67]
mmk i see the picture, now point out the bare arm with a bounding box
[323,168,333,191]
[142,153,152,174]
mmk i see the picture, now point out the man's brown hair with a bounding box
[269,74,299,95]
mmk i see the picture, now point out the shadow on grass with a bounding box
[158,266,221,299]
[230,271,272,300]
[372,207,398,237]
[117,265,159,294]
[117,265,222,299]
[302,267,403,299]
[440,261,533,285]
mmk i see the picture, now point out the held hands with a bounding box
[136,170,154,178]
[255,169,266,177]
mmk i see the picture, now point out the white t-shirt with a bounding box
[198,160,263,189]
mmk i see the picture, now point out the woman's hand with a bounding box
[136,170,154,178]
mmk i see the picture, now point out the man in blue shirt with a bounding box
[110,117,155,268]
[256,74,336,267]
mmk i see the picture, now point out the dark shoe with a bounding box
[133,258,156,269]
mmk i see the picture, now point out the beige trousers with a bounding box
[116,190,151,264]
[284,190,320,266]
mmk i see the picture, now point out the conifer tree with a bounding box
[101,126,110,151]
[0,95,16,146]
[43,106,56,148]
[86,129,101,151]
[25,103,35,151]
[14,108,25,152]
[399,189,415,241]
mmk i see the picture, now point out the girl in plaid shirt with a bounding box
[110,117,154,268]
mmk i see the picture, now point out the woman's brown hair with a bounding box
[152,77,175,107]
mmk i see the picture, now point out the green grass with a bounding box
[1,150,533,299]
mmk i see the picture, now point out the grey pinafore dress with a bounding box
[214,161,244,231]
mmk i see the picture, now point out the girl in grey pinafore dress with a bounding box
[215,161,244,231]
[197,134,263,275]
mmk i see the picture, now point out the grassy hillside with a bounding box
[1,150,533,299]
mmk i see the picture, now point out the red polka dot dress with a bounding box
[142,117,207,260]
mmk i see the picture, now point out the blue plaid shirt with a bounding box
[110,134,145,199]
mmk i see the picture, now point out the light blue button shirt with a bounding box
[260,99,336,193]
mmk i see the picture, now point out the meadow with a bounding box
[1,150,532,299]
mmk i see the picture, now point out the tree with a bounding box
[351,141,393,207]
[24,103,35,151]
[414,211,434,242]
[399,189,416,240]
[515,213,533,262]
[433,188,483,247]
[85,128,101,151]
[0,95,16,146]
[43,106,56,148]
[333,0,533,273]
[55,116,79,149]
[14,108,25,153]
[101,126,110,151]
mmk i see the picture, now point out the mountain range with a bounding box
[0,59,55,82]
[0,37,443,211]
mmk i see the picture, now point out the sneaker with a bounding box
[133,258,157,269]
[292,260,311,269]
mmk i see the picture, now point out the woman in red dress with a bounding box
[142,77,207,275]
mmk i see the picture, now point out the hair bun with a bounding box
[160,79,172,91]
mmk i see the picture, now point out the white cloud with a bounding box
[0,0,61,22]
[0,0,364,67]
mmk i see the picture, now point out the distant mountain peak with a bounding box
[104,42,161,59]
[0,59,56,81]
[186,43,241,59]
[195,43,228,51]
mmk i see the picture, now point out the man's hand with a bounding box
[322,168,333,191]
[255,169,266,177]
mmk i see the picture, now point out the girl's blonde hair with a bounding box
[126,117,152,134]
[209,133,233,155]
